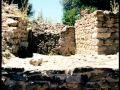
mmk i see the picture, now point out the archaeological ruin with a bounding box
[1,2,119,90]
[2,3,119,57]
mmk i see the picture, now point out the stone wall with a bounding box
[2,3,119,56]
[75,10,119,55]
[2,3,28,55]
[2,67,119,90]
[31,23,75,55]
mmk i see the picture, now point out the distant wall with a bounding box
[2,3,28,55]
[31,26,75,55]
[75,10,119,55]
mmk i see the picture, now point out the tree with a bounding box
[61,0,118,26]
[62,8,79,25]
[27,3,34,17]
[61,0,96,26]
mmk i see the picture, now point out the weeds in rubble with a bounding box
[110,0,119,13]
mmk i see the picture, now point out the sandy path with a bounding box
[2,53,119,71]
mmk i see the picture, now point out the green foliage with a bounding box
[63,8,79,25]
[25,3,34,18]
[61,0,82,25]
[62,0,119,25]
[62,0,98,26]
[62,0,82,11]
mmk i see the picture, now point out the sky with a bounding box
[29,0,63,23]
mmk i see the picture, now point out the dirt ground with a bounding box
[2,53,119,71]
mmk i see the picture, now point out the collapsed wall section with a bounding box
[75,10,119,55]
[31,24,75,55]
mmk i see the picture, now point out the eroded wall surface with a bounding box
[2,3,28,55]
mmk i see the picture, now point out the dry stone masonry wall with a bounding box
[2,3,28,55]
[75,10,119,55]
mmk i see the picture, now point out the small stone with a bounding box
[94,21,103,28]
[94,27,108,33]
[2,57,9,64]
[94,10,104,17]
[103,10,111,15]
[105,39,113,45]
[108,27,118,32]
[29,59,43,66]
[97,46,107,52]
[91,39,104,46]
[6,18,18,27]
[114,23,119,28]
[92,33,111,39]
[114,40,119,44]
[111,32,119,39]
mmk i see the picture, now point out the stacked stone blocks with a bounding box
[75,10,119,54]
